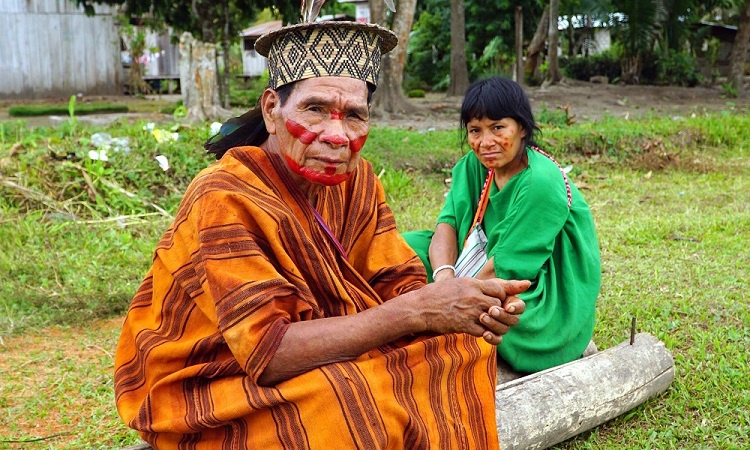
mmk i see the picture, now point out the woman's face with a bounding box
[466,117,526,171]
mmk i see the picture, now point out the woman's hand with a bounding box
[415,278,529,344]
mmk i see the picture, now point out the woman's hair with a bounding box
[204,81,375,160]
[459,77,541,150]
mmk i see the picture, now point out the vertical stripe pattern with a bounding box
[114,146,499,449]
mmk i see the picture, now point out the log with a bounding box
[495,333,675,450]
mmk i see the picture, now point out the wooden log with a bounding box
[495,332,675,450]
[121,444,151,450]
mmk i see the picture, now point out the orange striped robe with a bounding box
[114,146,499,450]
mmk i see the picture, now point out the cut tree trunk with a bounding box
[178,32,232,123]
[525,6,549,85]
[728,0,750,96]
[496,332,675,450]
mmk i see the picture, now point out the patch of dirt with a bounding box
[1,81,748,132]
[0,318,125,445]
[371,79,750,131]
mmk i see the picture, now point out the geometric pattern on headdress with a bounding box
[255,21,398,89]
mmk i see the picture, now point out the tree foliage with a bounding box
[73,0,296,43]
[407,0,545,90]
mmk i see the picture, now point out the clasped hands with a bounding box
[420,278,529,345]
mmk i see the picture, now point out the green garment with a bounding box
[403,148,601,372]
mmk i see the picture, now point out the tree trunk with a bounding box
[545,0,562,85]
[222,0,232,109]
[729,0,750,95]
[179,32,233,123]
[447,0,470,97]
[370,0,421,116]
[525,6,549,85]
[515,6,524,84]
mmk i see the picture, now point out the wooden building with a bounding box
[0,0,123,99]
[239,20,283,78]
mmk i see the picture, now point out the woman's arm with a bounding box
[258,277,529,386]
[428,222,459,281]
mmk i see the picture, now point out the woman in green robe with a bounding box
[403,77,601,373]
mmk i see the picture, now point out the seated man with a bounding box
[114,20,528,450]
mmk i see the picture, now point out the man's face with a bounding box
[262,77,370,186]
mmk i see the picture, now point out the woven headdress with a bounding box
[205,2,396,157]
[255,1,397,89]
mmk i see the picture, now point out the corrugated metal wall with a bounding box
[0,0,122,98]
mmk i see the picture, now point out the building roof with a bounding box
[240,20,283,38]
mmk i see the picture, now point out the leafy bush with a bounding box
[536,103,572,128]
[405,9,450,90]
[407,89,426,98]
[721,82,738,98]
[563,50,621,83]
[471,36,514,80]
[655,50,701,87]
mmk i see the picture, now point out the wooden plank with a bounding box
[495,333,675,450]
[0,14,22,96]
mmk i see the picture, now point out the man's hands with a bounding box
[257,277,528,386]
[415,278,528,345]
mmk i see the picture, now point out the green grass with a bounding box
[8,103,129,117]
[0,113,749,448]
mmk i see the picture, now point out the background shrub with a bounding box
[563,50,621,83]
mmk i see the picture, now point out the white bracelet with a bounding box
[432,264,455,279]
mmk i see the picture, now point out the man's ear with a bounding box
[260,89,279,135]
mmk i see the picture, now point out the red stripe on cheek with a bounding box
[350,133,368,153]
[330,110,344,120]
[286,119,318,145]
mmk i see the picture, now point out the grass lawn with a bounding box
[0,112,748,448]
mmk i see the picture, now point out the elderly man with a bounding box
[114,21,528,450]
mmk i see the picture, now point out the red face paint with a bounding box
[330,110,344,120]
[286,119,318,145]
[350,133,368,153]
[320,133,348,146]
[285,155,351,186]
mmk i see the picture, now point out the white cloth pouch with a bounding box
[454,224,488,278]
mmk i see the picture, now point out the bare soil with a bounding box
[1,79,748,130]
[372,79,750,131]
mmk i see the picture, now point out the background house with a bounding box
[240,20,283,78]
[0,0,122,99]
[121,25,181,93]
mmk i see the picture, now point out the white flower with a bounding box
[88,149,109,161]
[155,155,170,171]
[110,137,131,153]
[210,122,223,135]
[91,132,112,148]
[143,122,156,131]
